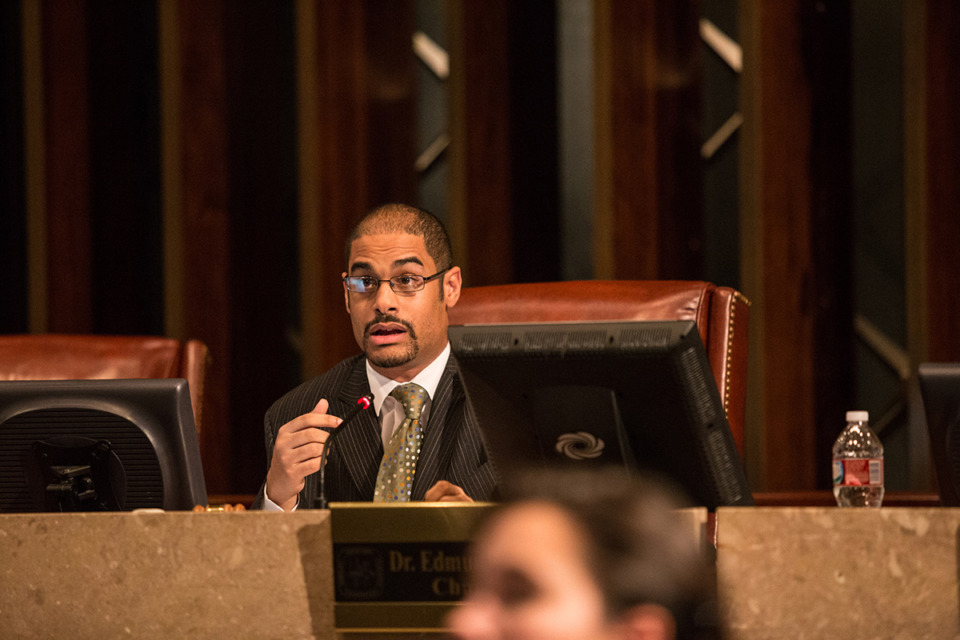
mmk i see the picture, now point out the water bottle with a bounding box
[832,411,884,507]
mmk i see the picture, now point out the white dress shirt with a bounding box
[365,342,449,449]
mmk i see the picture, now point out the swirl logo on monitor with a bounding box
[555,431,605,460]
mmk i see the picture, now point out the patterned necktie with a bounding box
[374,383,428,502]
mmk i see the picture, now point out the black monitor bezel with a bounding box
[0,378,207,512]
[918,362,960,506]
[449,319,753,508]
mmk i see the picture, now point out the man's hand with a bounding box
[424,480,474,503]
[265,399,341,511]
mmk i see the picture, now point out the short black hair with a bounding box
[345,203,453,271]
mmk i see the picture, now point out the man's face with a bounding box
[343,231,461,381]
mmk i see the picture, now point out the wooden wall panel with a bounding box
[161,0,233,494]
[365,5,418,205]
[88,1,163,335]
[32,1,165,337]
[223,1,299,493]
[448,1,514,287]
[594,0,703,280]
[740,0,817,491]
[448,1,561,286]
[508,0,561,283]
[740,0,854,491]
[39,0,93,333]
[804,0,855,491]
[3,0,28,334]
[906,2,960,489]
[923,2,960,362]
[299,0,417,379]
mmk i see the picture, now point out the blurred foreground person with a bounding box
[447,468,721,640]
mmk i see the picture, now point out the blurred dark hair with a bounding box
[490,467,723,640]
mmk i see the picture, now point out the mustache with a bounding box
[365,313,417,339]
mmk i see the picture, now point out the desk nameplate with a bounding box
[329,502,494,632]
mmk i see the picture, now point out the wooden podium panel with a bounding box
[0,511,333,638]
[716,507,960,639]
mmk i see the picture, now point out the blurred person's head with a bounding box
[447,468,720,640]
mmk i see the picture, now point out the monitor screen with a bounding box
[0,378,207,512]
[449,319,753,508]
[918,362,960,506]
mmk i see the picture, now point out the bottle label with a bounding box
[833,459,883,487]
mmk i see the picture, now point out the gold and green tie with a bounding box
[374,383,427,501]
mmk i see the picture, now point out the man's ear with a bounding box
[617,604,676,640]
[342,272,351,314]
[443,266,462,308]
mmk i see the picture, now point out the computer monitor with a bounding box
[449,319,753,508]
[918,362,960,506]
[0,378,207,512]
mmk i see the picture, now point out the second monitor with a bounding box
[450,319,752,508]
[0,378,207,512]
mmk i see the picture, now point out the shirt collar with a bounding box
[365,342,451,414]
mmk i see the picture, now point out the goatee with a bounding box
[363,312,419,368]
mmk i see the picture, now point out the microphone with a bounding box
[316,394,373,509]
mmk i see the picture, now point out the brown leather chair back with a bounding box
[0,335,209,432]
[448,280,750,458]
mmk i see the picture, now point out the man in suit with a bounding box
[253,203,497,510]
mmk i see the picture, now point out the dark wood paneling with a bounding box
[803,0,855,490]
[223,1,298,493]
[594,1,703,280]
[43,0,92,332]
[925,3,960,361]
[88,1,163,336]
[41,0,166,336]
[448,1,514,286]
[740,0,854,491]
[508,0,560,283]
[365,4,418,205]
[300,1,417,378]
[744,0,817,491]
[173,0,233,494]
[1,0,27,333]
[448,1,561,286]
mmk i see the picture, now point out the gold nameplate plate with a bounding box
[329,502,494,632]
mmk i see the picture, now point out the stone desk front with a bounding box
[0,510,333,638]
[717,507,960,639]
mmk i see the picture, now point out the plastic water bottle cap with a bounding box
[846,410,869,422]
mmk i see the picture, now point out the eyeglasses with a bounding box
[343,268,449,294]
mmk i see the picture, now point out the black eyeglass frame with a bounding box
[342,268,450,295]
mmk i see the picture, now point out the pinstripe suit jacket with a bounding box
[252,353,498,508]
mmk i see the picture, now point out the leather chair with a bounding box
[0,335,209,432]
[448,280,750,458]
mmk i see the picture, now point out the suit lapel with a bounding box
[412,357,463,499]
[333,360,382,497]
